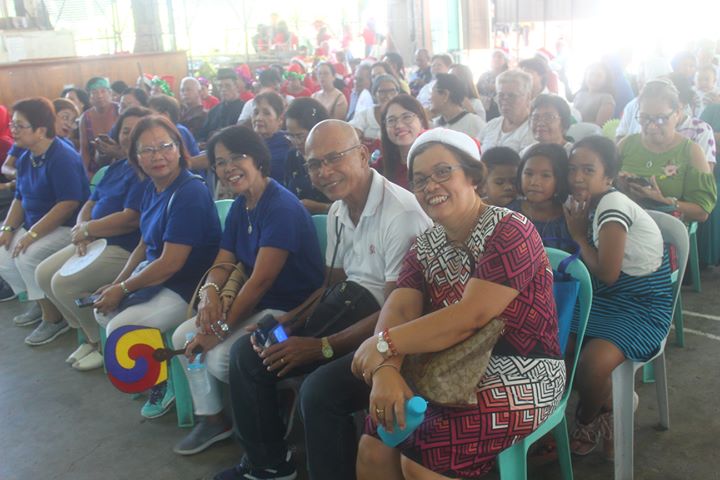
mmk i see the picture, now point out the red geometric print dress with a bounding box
[366,206,566,478]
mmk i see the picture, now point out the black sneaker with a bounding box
[0,279,16,302]
[214,452,297,480]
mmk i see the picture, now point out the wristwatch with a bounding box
[0,225,15,232]
[376,331,390,358]
[27,230,38,239]
[320,336,334,359]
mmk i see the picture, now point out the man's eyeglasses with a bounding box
[409,165,463,192]
[214,153,249,170]
[495,92,521,102]
[636,112,675,127]
[137,142,176,160]
[385,112,417,128]
[305,144,362,175]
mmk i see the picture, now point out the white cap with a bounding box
[407,128,481,168]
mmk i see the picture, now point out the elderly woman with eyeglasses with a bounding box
[170,125,324,456]
[353,128,564,479]
[93,115,221,419]
[618,80,716,222]
[520,93,574,157]
[479,70,536,153]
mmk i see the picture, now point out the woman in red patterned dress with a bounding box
[352,128,566,479]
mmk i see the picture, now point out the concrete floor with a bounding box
[2,270,720,480]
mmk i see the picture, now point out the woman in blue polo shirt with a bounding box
[170,125,324,456]
[0,97,89,343]
[252,91,291,182]
[35,106,153,370]
[93,115,221,419]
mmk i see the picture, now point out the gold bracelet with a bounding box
[27,230,38,239]
[0,225,15,232]
[371,362,400,380]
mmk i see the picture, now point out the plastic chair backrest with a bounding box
[646,210,690,315]
[214,199,234,231]
[545,247,593,403]
[566,122,603,142]
[602,118,620,140]
[89,165,109,193]
[312,214,328,256]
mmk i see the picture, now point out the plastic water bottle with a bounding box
[377,396,427,447]
[185,333,211,399]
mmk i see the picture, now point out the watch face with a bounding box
[377,340,389,353]
[322,345,333,359]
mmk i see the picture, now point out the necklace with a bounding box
[30,152,46,168]
[245,205,253,234]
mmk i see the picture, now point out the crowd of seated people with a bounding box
[1,42,719,480]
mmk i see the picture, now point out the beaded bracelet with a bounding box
[200,282,221,295]
[382,328,399,357]
[119,281,131,295]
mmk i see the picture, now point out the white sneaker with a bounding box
[72,350,104,371]
[66,343,96,364]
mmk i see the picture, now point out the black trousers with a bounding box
[229,342,370,479]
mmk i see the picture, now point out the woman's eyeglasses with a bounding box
[137,142,176,160]
[214,154,249,170]
[409,165,463,192]
[386,112,417,128]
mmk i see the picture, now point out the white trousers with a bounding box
[0,227,71,301]
[172,308,285,416]
[95,287,189,336]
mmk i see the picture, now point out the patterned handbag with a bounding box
[401,317,506,407]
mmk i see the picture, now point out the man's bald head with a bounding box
[305,119,370,202]
[306,119,360,151]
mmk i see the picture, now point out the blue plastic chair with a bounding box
[312,214,328,256]
[497,247,593,480]
[215,199,234,231]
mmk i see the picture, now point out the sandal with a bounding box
[570,414,602,456]
[597,411,614,460]
[528,434,558,467]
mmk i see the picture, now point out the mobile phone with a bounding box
[252,314,288,347]
[74,294,100,308]
[626,176,652,188]
[95,134,112,143]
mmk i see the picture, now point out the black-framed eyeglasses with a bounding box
[636,112,675,127]
[409,165,463,192]
[137,142,177,160]
[214,153,249,170]
[284,131,308,144]
[304,144,362,175]
[8,122,32,131]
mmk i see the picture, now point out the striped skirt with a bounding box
[571,251,673,362]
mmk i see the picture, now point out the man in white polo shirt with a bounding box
[216,120,431,480]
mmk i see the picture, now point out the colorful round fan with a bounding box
[104,325,168,393]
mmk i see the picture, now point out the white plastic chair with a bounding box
[611,210,688,480]
[566,122,603,142]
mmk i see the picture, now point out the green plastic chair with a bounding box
[497,248,593,480]
[89,165,109,194]
[99,325,194,428]
[312,214,328,256]
[688,221,700,293]
[215,199,234,231]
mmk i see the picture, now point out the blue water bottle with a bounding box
[377,396,427,447]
